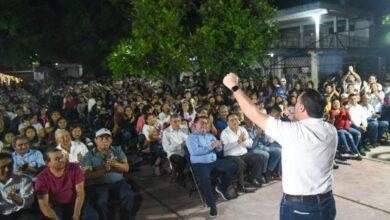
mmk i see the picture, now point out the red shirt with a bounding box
[329,109,352,130]
[35,163,84,206]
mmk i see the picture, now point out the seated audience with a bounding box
[35,148,98,220]
[12,135,45,180]
[221,113,263,192]
[162,114,189,184]
[81,128,133,220]
[186,116,237,217]
[56,129,89,164]
[0,152,36,220]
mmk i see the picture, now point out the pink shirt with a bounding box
[136,115,145,135]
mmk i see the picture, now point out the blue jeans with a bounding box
[347,127,361,150]
[192,159,237,209]
[53,202,98,220]
[280,193,336,220]
[250,149,269,173]
[89,180,134,220]
[251,143,282,173]
[337,129,358,153]
[367,119,389,142]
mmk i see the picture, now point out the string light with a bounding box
[0,73,23,85]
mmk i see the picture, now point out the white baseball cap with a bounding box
[95,128,112,138]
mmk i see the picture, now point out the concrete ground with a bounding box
[130,145,390,220]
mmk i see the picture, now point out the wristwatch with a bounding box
[231,85,240,92]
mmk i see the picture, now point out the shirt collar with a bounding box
[13,150,32,158]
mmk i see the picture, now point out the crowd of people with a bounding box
[0,66,389,218]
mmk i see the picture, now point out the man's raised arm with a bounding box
[223,73,269,131]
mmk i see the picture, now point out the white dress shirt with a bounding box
[265,117,337,195]
[162,125,189,158]
[361,103,376,120]
[0,174,34,215]
[348,104,368,127]
[56,141,89,163]
[369,92,385,113]
[221,126,253,157]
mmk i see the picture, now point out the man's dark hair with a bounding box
[194,115,208,124]
[170,113,181,120]
[0,152,13,162]
[348,93,356,99]
[300,89,326,118]
[142,105,152,114]
[145,113,155,121]
[12,135,29,148]
[43,147,62,162]
[270,105,282,114]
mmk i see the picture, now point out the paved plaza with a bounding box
[131,145,390,220]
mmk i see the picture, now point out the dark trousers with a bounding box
[192,159,237,209]
[0,209,37,220]
[52,202,98,220]
[89,180,134,220]
[169,154,187,180]
[226,152,263,187]
[280,193,336,220]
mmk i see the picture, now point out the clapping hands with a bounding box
[105,154,117,172]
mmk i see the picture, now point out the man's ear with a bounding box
[298,103,305,112]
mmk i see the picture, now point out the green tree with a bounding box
[108,0,191,83]
[108,0,277,82]
[383,15,390,25]
[191,0,277,79]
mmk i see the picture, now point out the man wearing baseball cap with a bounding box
[81,128,134,220]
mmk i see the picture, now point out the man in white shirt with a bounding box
[221,113,263,192]
[341,66,362,92]
[361,95,389,146]
[162,114,189,183]
[347,94,370,153]
[55,129,89,163]
[223,73,337,220]
[0,152,36,220]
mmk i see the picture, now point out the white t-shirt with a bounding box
[56,141,89,163]
[265,117,337,195]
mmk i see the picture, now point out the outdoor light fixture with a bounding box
[312,14,321,24]
[312,14,322,49]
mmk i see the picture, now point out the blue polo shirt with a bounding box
[81,146,127,185]
[12,149,45,180]
[186,131,222,164]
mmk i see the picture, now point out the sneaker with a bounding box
[352,154,362,161]
[210,206,218,217]
[265,172,273,183]
[359,150,366,156]
[363,147,371,152]
[215,185,229,201]
[250,179,263,188]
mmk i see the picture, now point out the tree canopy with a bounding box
[108,0,278,81]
